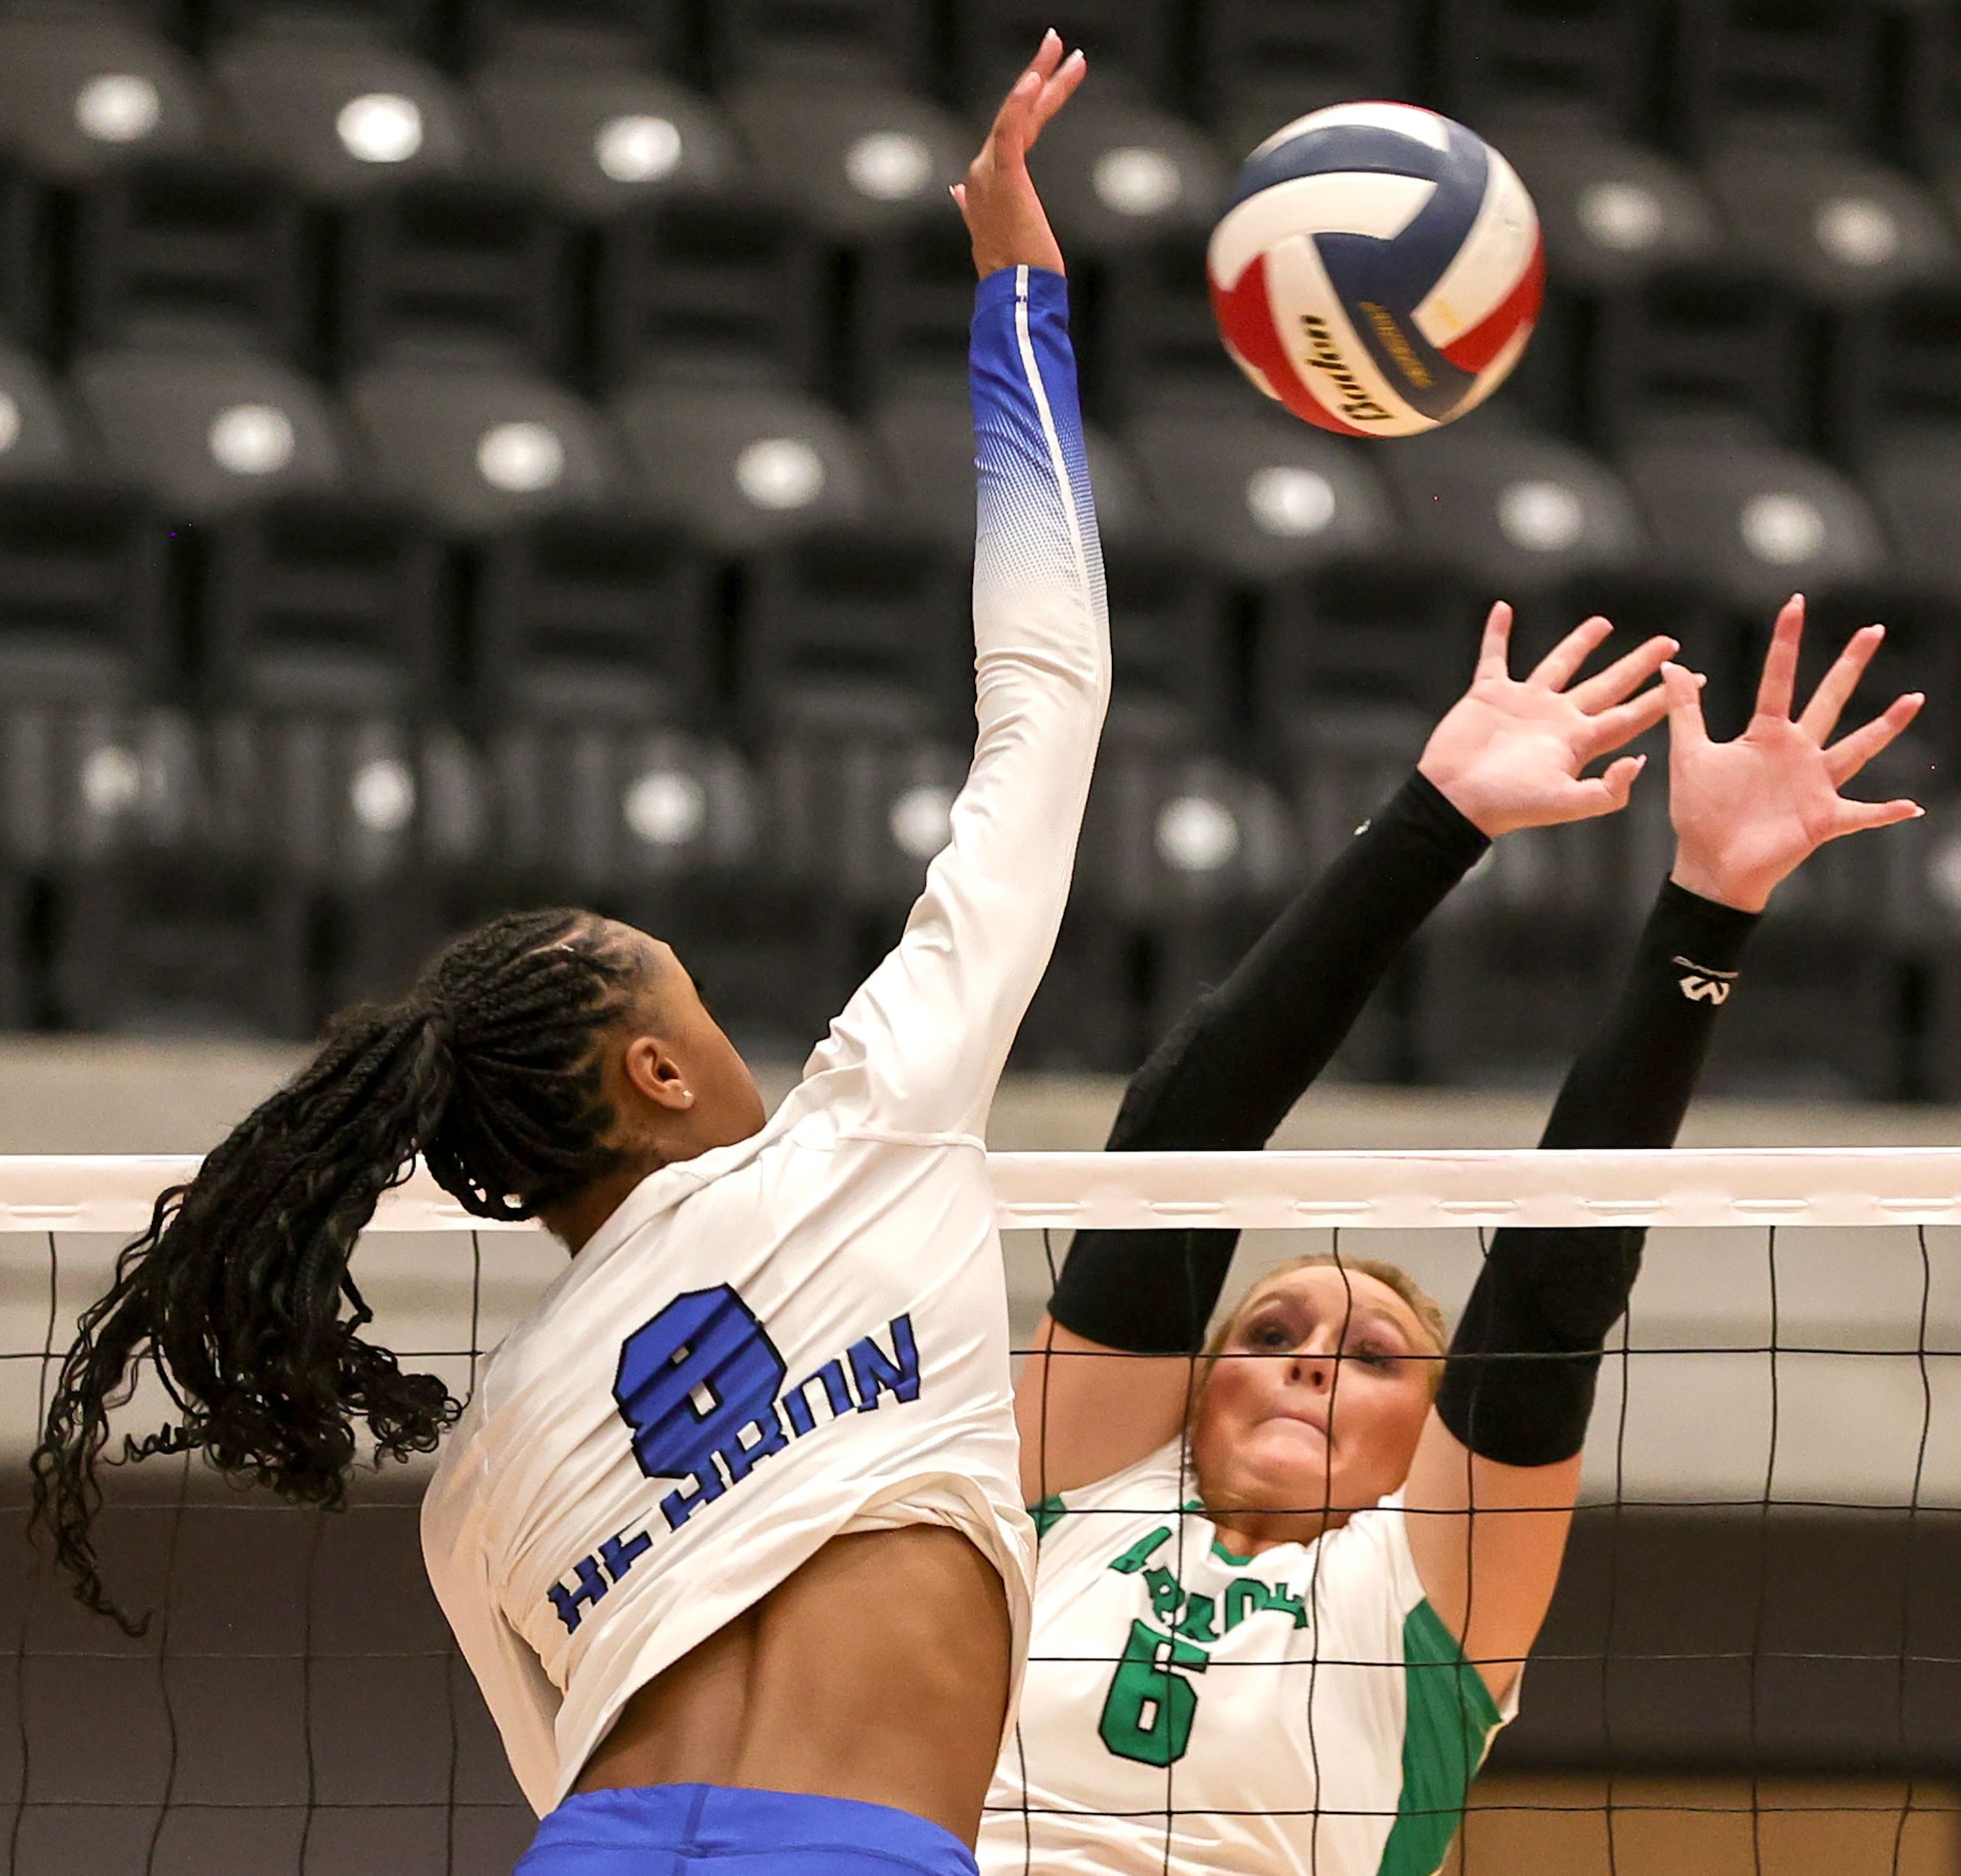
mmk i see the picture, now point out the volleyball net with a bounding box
[3,1151,1959,1875]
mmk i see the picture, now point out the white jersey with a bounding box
[980,1442,1514,1876]
[421,264,1109,1817]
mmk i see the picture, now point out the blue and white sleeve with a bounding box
[806,265,1111,1138]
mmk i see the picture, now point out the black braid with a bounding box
[29,907,636,1630]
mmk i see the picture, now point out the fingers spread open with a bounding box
[1797,623,1884,744]
[1754,593,1805,721]
[1474,600,1514,680]
[1660,661,1711,748]
[1825,692,1924,786]
[1527,614,1611,691]
[1582,682,1672,756]
[1569,633,1678,712]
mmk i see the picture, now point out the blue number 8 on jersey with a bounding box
[614,1286,789,1529]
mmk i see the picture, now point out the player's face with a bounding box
[1190,1266,1437,1523]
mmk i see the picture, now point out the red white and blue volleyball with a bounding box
[1208,102,1544,439]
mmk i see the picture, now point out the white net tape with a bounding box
[5,1148,1961,1232]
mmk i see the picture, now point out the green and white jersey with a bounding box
[980,1440,1513,1876]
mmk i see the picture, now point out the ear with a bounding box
[619,1034,695,1112]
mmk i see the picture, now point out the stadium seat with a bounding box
[472,512,713,726]
[1371,417,1741,695]
[739,526,965,738]
[50,856,317,1035]
[347,362,624,537]
[611,380,877,554]
[0,8,213,186]
[1670,0,1884,156]
[0,477,170,703]
[1829,279,1961,458]
[1092,228,1244,421]
[0,155,49,346]
[720,77,968,245]
[1704,144,1957,310]
[1120,402,1400,584]
[1667,0,1956,308]
[203,0,446,50]
[0,863,29,1027]
[1192,0,1427,160]
[707,0,932,88]
[459,0,691,70]
[490,717,758,898]
[1370,417,1647,599]
[1413,810,1634,1085]
[72,344,350,518]
[1432,1,1725,429]
[1258,558,1471,725]
[1022,92,1229,262]
[596,190,824,394]
[209,23,481,204]
[201,498,448,714]
[472,60,742,223]
[1860,427,1961,602]
[337,175,575,373]
[1620,423,1890,616]
[1899,0,1961,216]
[848,215,980,406]
[0,341,82,485]
[70,155,311,357]
[1588,262,1811,448]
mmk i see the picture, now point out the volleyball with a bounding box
[1208,102,1543,438]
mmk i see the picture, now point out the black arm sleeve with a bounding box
[1047,771,1489,1355]
[1434,880,1760,1466]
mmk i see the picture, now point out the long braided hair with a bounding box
[30,907,638,1628]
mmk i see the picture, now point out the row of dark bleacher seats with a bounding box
[7,329,1961,759]
[6,3,1961,417]
[5,691,1960,1101]
[5,0,1961,1094]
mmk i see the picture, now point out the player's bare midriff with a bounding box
[571,1523,1013,1843]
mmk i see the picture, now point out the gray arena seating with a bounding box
[0,0,1946,1085]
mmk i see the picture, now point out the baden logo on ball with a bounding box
[1209,102,1544,438]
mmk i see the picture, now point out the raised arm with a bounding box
[804,38,1108,1141]
[1405,596,1927,1703]
[1018,605,1677,1500]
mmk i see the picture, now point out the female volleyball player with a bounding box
[987,597,1926,1875]
[34,36,1102,1875]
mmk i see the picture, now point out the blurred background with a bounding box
[11,4,1961,1866]
[3,0,1961,1093]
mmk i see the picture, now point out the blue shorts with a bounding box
[514,1784,981,1876]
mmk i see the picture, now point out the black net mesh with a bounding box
[3,1213,1959,1875]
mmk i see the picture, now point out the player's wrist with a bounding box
[1669,843,1775,914]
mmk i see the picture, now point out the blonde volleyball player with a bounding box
[34,37,1103,1875]
[989,598,1926,1876]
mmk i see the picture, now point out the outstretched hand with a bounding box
[952,30,1086,278]
[1417,603,1676,838]
[1665,595,1925,913]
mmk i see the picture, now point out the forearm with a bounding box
[807,266,1108,1132]
[1436,880,1760,1465]
[1048,772,1488,1354]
